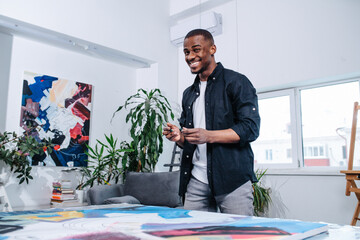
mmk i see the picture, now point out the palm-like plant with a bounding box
[82,134,133,188]
[253,168,272,216]
[113,88,174,172]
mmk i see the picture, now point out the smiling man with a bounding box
[163,29,260,215]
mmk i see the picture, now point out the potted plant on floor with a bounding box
[253,168,272,216]
[112,88,174,172]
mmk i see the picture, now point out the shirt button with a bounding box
[184,172,188,175]
[196,92,199,95]
[188,106,191,109]
[186,155,189,158]
[213,77,215,80]
[189,123,192,126]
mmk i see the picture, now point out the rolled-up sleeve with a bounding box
[229,75,260,145]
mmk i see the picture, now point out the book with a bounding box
[52,189,74,194]
[51,180,76,201]
[51,194,76,200]
[50,199,81,207]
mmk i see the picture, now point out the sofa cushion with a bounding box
[103,195,141,205]
[87,184,124,205]
[124,171,181,208]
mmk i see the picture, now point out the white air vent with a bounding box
[170,11,223,47]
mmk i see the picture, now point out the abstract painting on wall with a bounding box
[20,71,93,167]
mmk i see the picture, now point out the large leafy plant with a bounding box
[253,168,272,216]
[81,134,133,188]
[113,88,174,172]
[0,130,53,184]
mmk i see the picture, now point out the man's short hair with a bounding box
[184,29,214,45]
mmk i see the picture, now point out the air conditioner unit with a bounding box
[170,11,223,47]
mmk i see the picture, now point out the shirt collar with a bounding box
[192,62,224,88]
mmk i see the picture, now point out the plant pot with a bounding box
[76,190,84,203]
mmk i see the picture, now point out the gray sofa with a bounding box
[87,171,182,208]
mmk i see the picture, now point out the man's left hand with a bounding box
[182,127,209,144]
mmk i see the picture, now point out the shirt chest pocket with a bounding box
[213,96,234,128]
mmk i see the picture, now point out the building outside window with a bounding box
[265,149,273,161]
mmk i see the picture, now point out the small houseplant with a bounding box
[253,168,272,216]
[81,134,133,188]
[0,129,54,184]
[113,88,174,172]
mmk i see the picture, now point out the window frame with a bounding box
[255,78,360,172]
[255,89,300,169]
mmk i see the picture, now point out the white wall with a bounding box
[0,32,12,132]
[0,0,179,209]
[173,0,360,225]
[3,36,136,209]
[262,173,358,225]
[0,0,178,97]
[177,0,360,95]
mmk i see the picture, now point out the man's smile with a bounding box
[189,61,200,67]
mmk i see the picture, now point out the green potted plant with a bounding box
[0,129,54,184]
[113,88,174,172]
[118,140,140,179]
[253,168,272,216]
[81,134,133,188]
[75,166,92,190]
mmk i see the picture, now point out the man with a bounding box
[163,29,260,215]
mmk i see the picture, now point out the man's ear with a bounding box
[210,45,216,56]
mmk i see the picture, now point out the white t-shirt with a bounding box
[191,80,208,184]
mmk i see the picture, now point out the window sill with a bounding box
[262,167,346,176]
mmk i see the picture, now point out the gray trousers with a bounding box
[184,176,254,216]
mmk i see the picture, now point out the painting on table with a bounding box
[0,204,328,239]
[20,71,93,167]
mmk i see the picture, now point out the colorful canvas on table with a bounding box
[20,71,92,167]
[0,204,328,240]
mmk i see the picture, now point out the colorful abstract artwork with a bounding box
[0,204,328,240]
[20,71,92,167]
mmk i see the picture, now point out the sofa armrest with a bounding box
[87,184,124,205]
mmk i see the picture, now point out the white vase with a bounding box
[76,190,84,203]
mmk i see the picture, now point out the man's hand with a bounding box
[182,127,241,145]
[182,127,209,144]
[163,123,184,147]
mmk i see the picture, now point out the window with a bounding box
[252,89,298,168]
[253,80,360,169]
[286,149,292,159]
[300,81,360,167]
[265,149,273,161]
[342,145,347,160]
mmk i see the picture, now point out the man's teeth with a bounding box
[190,62,199,67]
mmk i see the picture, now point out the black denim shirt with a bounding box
[178,63,260,197]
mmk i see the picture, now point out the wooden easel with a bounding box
[341,102,360,226]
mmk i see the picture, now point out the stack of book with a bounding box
[51,180,77,207]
